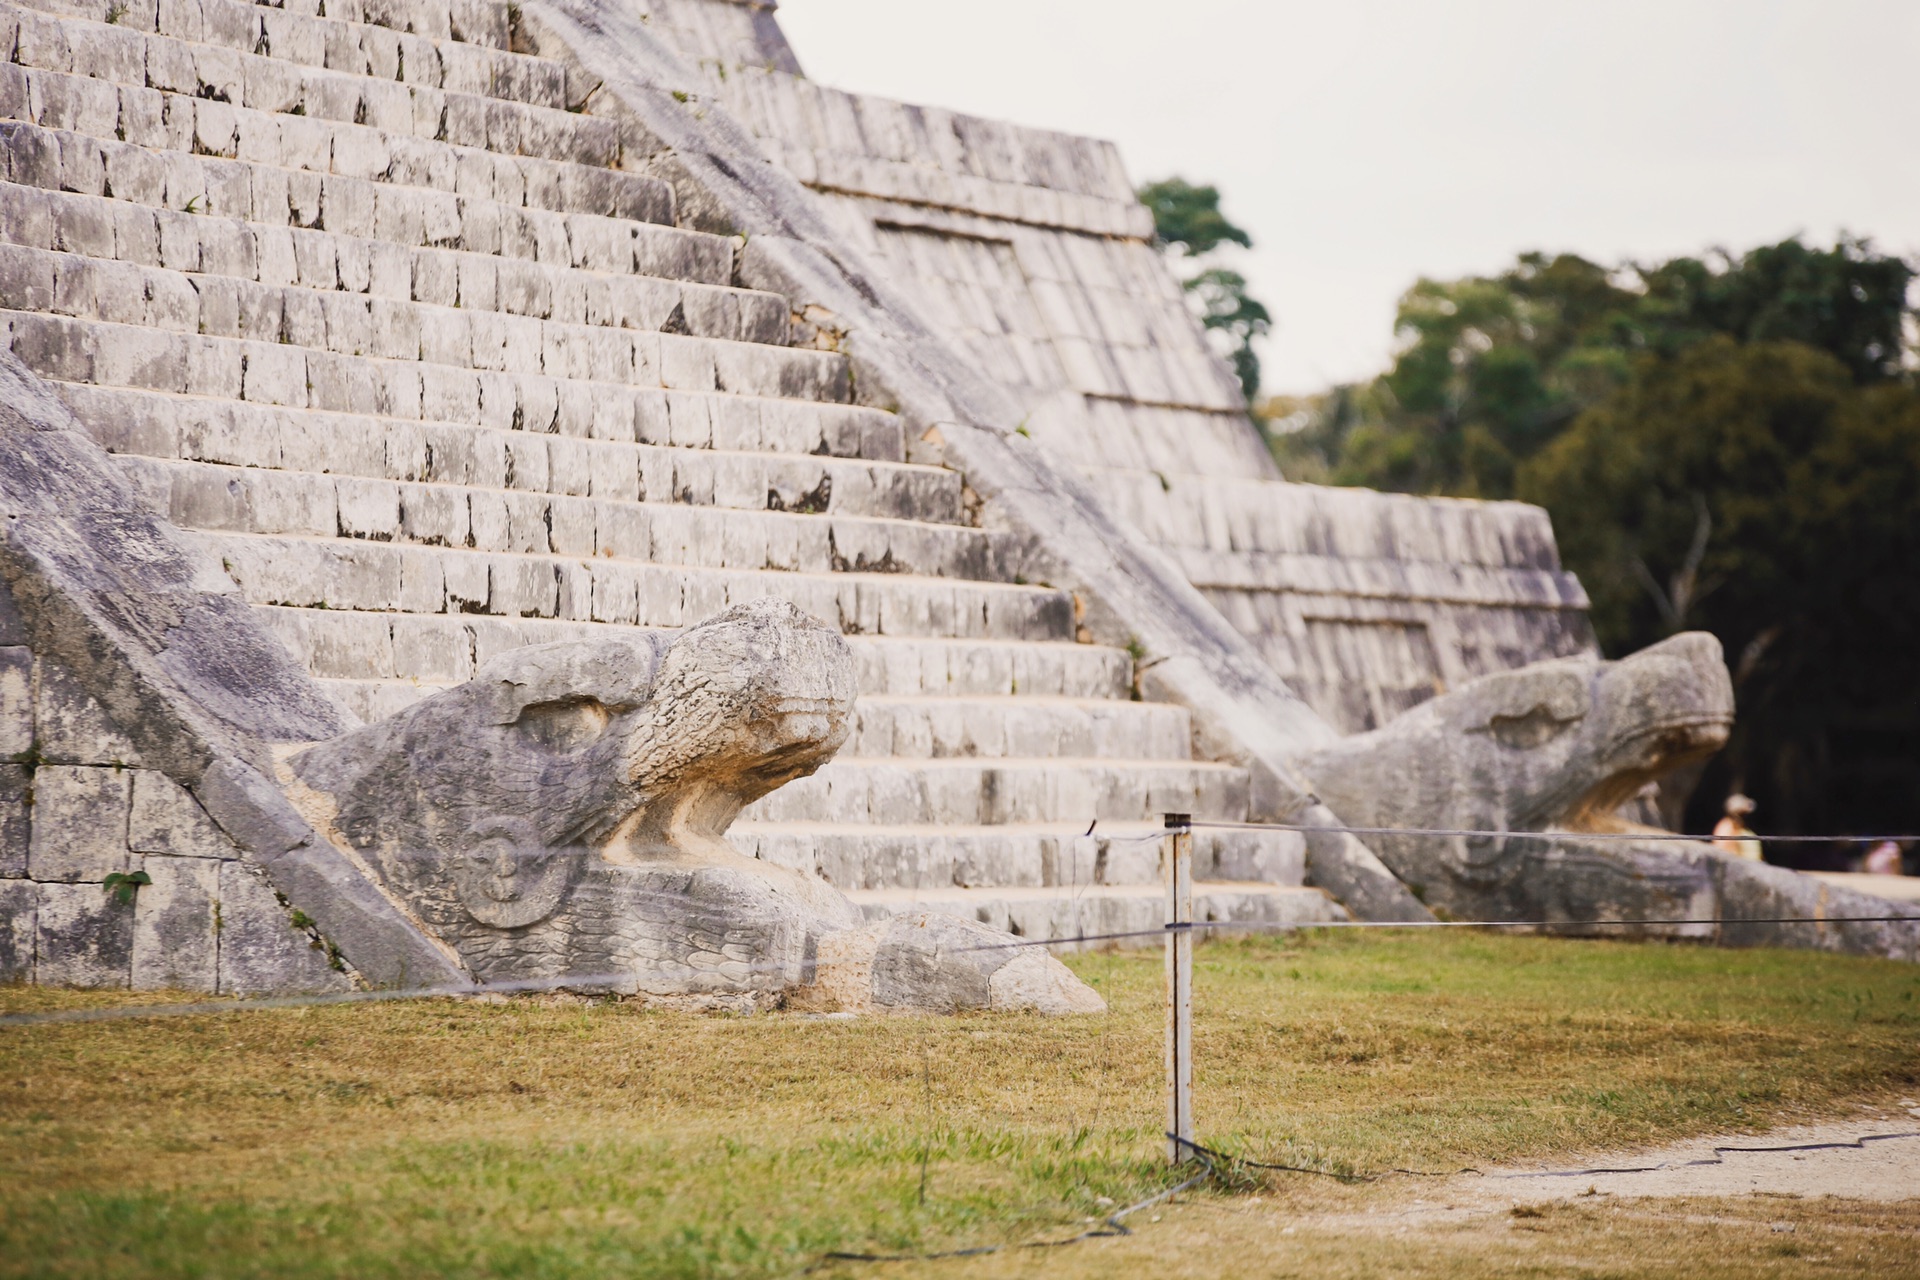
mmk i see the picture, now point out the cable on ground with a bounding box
[1175,1138,1477,1183]
[1488,1130,1920,1180]
[822,1134,1214,1263]
[1189,1130,1920,1185]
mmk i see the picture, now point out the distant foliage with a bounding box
[1268,236,1920,838]
[1138,178,1271,402]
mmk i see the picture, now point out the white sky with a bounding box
[775,1,1920,395]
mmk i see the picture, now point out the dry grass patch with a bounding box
[2,932,1918,1277]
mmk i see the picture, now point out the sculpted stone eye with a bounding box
[1488,706,1580,750]
[513,699,612,751]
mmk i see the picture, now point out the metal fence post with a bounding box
[1164,812,1193,1164]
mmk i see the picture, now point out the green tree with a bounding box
[1137,178,1253,256]
[1138,178,1271,402]
[1310,237,1914,499]
[1639,237,1914,383]
[1520,338,1920,836]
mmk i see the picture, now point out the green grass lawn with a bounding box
[3,932,1918,1278]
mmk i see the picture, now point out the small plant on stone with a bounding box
[103,870,151,905]
[104,1,127,23]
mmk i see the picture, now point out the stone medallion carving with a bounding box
[449,817,581,928]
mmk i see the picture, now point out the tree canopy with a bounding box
[1276,237,1913,499]
[1138,178,1271,402]
[1269,236,1920,840]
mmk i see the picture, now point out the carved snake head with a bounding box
[1290,631,1734,895]
[291,599,857,923]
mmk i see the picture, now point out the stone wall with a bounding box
[0,571,347,992]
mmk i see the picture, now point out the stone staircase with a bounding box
[0,0,1341,939]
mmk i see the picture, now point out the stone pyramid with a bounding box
[0,0,1610,991]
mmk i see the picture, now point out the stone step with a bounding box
[2,5,586,160]
[15,0,527,64]
[735,821,1306,892]
[737,757,1251,826]
[0,251,846,402]
[845,638,1132,700]
[0,120,723,287]
[118,454,1010,581]
[1081,466,1572,568]
[10,0,583,118]
[0,88,665,247]
[844,883,1345,945]
[285,618,1132,699]
[2,308,852,436]
[62,380,906,474]
[88,395,936,525]
[2,188,780,346]
[95,405,947,510]
[845,696,1189,761]
[0,27,652,212]
[190,530,1076,639]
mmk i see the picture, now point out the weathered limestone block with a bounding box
[812,911,1106,1015]
[131,854,221,991]
[217,860,352,996]
[128,769,240,860]
[0,338,453,992]
[0,765,27,878]
[36,881,134,988]
[0,646,29,758]
[288,599,1103,1013]
[33,656,143,766]
[0,573,23,645]
[0,879,36,982]
[26,764,132,882]
[1712,854,1920,961]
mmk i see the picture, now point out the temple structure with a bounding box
[0,0,1907,993]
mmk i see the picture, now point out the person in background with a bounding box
[1863,839,1905,876]
[1712,794,1763,861]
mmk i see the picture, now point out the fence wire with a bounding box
[5,913,1914,1029]
[1186,818,1920,844]
[957,912,1920,956]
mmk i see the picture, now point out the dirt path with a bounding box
[1299,1101,1920,1235]
[1475,1110,1920,1204]
[1244,1105,1920,1243]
